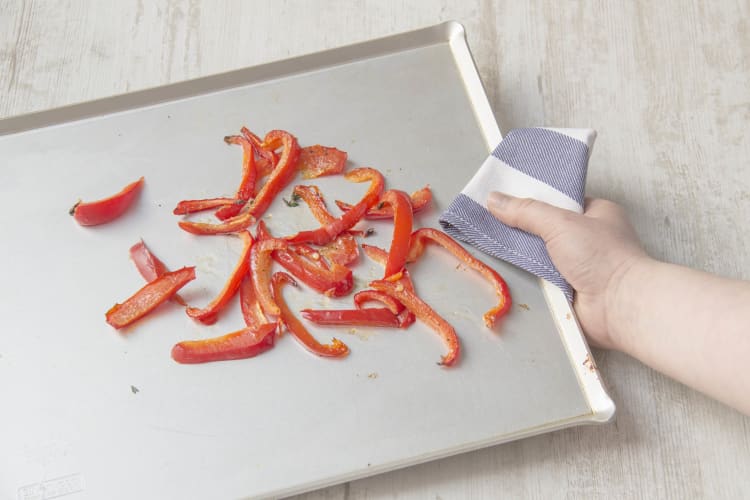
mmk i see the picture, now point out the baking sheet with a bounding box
[0,22,613,499]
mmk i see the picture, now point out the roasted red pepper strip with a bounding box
[178,210,256,235]
[301,281,417,328]
[361,245,415,291]
[240,127,264,149]
[301,308,400,328]
[298,145,347,179]
[241,126,277,180]
[251,237,289,318]
[247,130,301,218]
[186,231,254,325]
[293,185,336,224]
[129,240,187,306]
[256,154,276,179]
[255,219,273,240]
[71,177,144,226]
[292,185,359,266]
[106,266,195,329]
[173,197,243,215]
[370,274,459,366]
[171,323,276,364]
[214,135,258,220]
[240,274,268,329]
[354,273,416,328]
[257,220,353,296]
[286,167,385,246]
[396,308,417,328]
[271,272,349,357]
[362,243,388,266]
[320,233,359,267]
[353,290,402,315]
[336,186,432,220]
[407,228,512,327]
[378,190,413,278]
[293,244,329,270]
[272,250,353,297]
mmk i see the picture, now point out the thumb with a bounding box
[486,191,573,242]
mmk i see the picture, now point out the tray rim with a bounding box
[1,22,468,137]
[0,20,615,499]
[448,22,615,424]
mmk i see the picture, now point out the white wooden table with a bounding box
[2,1,748,498]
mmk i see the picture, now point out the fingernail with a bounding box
[487,191,511,212]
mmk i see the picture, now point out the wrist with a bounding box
[604,253,656,352]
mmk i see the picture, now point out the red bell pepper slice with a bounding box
[258,219,352,297]
[407,228,512,327]
[272,249,353,297]
[173,198,243,215]
[255,218,273,240]
[378,190,413,278]
[354,280,416,328]
[256,154,276,179]
[300,288,408,328]
[293,185,336,224]
[129,240,187,306]
[106,266,195,329]
[362,243,388,266]
[286,167,385,246]
[258,219,329,278]
[292,185,359,266]
[395,307,417,328]
[271,272,349,358]
[186,231,254,325]
[293,244,329,270]
[71,177,144,226]
[240,126,277,179]
[251,237,289,318]
[370,274,460,366]
[178,210,256,235]
[353,290,402,314]
[298,145,347,179]
[240,273,268,329]
[214,134,258,220]
[301,308,400,328]
[246,130,301,219]
[171,323,276,364]
[320,233,359,267]
[336,185,432,220]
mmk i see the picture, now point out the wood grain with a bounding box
[1,1,748,498]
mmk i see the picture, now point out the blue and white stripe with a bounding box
[439,127,596,302]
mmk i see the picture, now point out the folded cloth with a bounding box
[438,128,596,301]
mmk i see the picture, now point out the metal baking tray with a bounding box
[0,22,614,499]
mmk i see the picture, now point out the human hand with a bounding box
[487,192,649,350]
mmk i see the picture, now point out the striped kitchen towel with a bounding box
[438,128,596,301]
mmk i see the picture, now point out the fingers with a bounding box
[487,191,577,242]
[584,198,628,221]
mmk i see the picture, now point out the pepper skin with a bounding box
[377,190,413,278]
[370,273,460,366]
[407,228,511,327]
[272,272,350,358]
[285,167,384,246]
[214,134,258,220]
[129,239,187,306]
[336,186,431,220]
[298,145,347,179]
[186,231,254,325]
[171,323,276,364]
[71,177,144,226]
[300,308,400,328]
[106,267,195,329]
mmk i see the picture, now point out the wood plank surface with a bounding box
[1,1,748,498]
